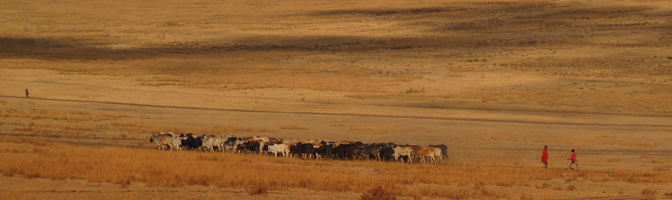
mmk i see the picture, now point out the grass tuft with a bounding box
[641,189,656,196]
[247,185,267,195]
[360,186,396,200]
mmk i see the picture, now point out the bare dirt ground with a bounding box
[2,0,672,199]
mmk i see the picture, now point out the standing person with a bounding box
[568,149,579,170]
[25,88,29,98]
[541,145,549,168]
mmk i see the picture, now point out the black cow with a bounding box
[179,133,203,150]
[359,143,397,161]
[290,143,314,159]
[313,144,334,160]
[359,144,382,161]
[239,141,261,153]
[380,147,396,161]
[333,142,364,160]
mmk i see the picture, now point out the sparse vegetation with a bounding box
[665,191,672,198]
[1,137,672,199]
[520,193,534,200]
[247,185,267,195]
[642,189,656,196]
[403,88,425,94]
[360,186,396,200]
[279,125,310,130]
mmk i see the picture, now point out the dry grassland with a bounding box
[1,137,671,200]
[2,0,672,199]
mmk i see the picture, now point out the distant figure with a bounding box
[25,88,29,98]
[568,149,579,170]
[541,145,548,168]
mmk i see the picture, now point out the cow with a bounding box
[150,133,173,150]
[313,144,334,160]
[380,147,396,161]
[359,144,384,161]
[393,146,414,164]
[433,148,443,163]
[179,133,202,150]
[171,137,182,151]
[225,137,247,152]
[252,136,270,143]
[268,143,288,157]
[405,145,423,163]
[160,132,177,138]
[240,141,262,154]
[428,144,448,162]
[268,137,283,144]
[247,139,266,154]
[290,143,314,159]
[333,143,363,160]
[202,135,224,152]
[417,147,437,164]
[364,143,397,161]
[321,140,338,147]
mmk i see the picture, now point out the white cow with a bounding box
[268,143,289,157]
[393,146,414,164]
[160,132,177,137]
[433,148,443,163]
[202,136,224,152]
[171,137,182,151]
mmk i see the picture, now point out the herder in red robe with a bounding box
[568,149,579,170]
[541,145,548,168]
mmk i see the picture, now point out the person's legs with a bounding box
[568,162,574,169]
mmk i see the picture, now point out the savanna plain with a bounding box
[1,0,672,199]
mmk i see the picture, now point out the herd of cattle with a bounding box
[150,132,448,164]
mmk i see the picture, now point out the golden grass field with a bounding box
[2,0,672,199]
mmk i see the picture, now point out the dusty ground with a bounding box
[1,0,672,199]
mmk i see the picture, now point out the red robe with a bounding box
[541,149,548,163]
[570,152,577,162]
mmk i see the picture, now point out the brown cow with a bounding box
[150,133,173,150]
[417,147,437,164]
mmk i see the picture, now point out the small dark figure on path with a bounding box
[25,88,29,98]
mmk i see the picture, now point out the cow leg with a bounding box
[259,143,264,155]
